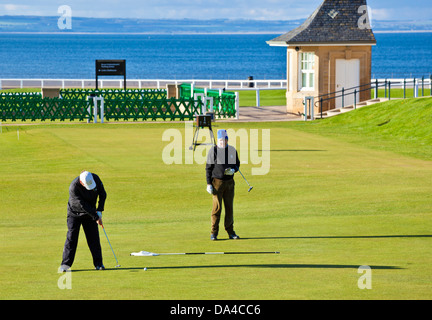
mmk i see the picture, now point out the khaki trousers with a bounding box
[211,178,235,236]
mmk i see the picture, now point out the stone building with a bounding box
[267,0,376,114]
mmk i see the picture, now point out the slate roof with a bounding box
[268,0,376,46]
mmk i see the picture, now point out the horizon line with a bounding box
[1,31,432,36]
[1,14,432,23]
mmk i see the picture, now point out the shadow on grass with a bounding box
[69,234,429,272]
[72,263,402,272]
[240,234,432,240]
[258,149,327,152]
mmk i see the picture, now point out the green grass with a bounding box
[0,88,42,93]
[296,97,432,160]
[236,88,431,107]
[372,88,431,99]
[237,89,286,107]
[1,98,432,300]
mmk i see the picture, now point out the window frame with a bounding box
[299,52,315,91]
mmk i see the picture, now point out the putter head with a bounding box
[248,186,253,192]
[115,265,121,268]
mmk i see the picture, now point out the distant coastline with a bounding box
[1,30,432,35]
[374,30,432,34]
[1,15,432,34]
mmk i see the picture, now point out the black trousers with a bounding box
[61,214,103,268]
[211,178,235,236]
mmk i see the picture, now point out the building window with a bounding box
[299,52,315,90]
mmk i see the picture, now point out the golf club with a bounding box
[131,250,280,256]
[236,167,253,192]
[101,225,121,268]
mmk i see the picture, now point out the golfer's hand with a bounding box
[96,218,103,226]
[207,184,213,195]
[224,168,235,176]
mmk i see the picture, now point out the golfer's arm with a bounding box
[205,165,213,185]
[97,188,107,212]
[205,148,215,185]
[235,152,240,172]
[93,175,107,212]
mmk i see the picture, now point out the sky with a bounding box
[0,0,431,21]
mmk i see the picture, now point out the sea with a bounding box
[0,32,431,80]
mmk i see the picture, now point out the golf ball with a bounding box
[144,267,147,271]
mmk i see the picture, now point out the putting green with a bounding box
[1,100,431,300]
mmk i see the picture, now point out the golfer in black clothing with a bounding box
[206,129,240,241]
[60,171,107,271]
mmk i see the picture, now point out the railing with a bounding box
[0,78,287,90]
[0,78,286,108]
[314,76,432,119]
[1,88,242,122]
[0,92,91,122]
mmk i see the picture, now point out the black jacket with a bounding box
[206,145,240,185]
[67,173,107,220]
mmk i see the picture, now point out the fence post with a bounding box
[256,89,260,107]
[354,89,357,109]
[93,97,98,123]
[403,79,406,99]
[375,79,378,99]
[218,89,223,111]
[86,95,91,123]
[430,75,432,96]
[384,79,387,98]
[414,78,418,98]
[388,81,391,100]
[303,97,314,121]
[100,97,105,124]
[310,97,315,120]
[304,97,308,121]
[320,98,323,119]
[422,76,424,97]
[341,87,344,108]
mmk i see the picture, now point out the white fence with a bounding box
[372,78,431,89]
[0,78,287,91]
[2,78,430,91]
[0,78,288,107]
[1,77,430,107]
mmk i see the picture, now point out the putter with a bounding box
[101,225,121,268]
[131,251,280,256]
[236,167,253,192]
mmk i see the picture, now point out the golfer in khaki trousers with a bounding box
[205,130,240,241]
